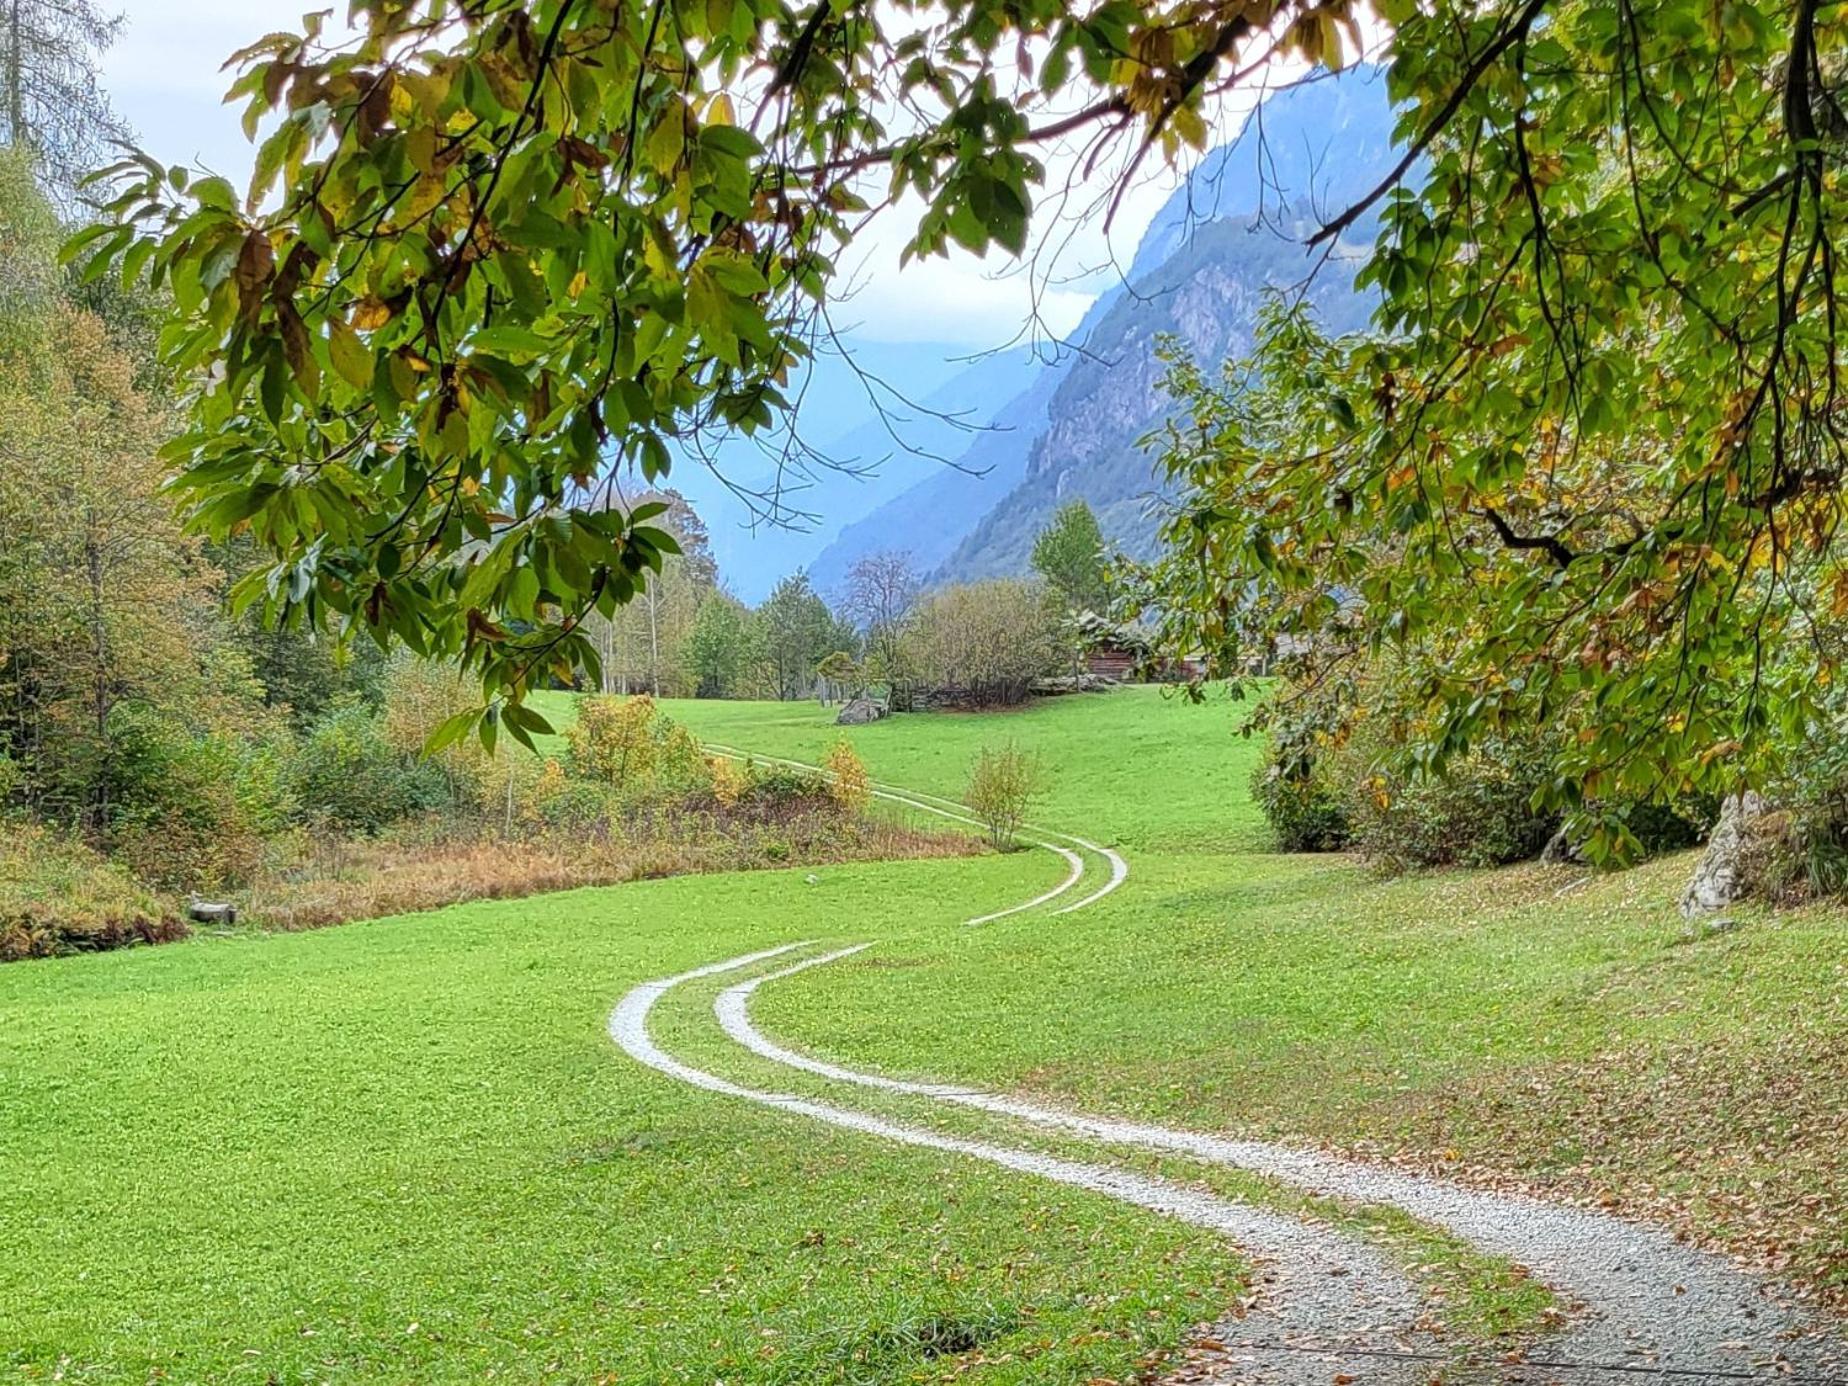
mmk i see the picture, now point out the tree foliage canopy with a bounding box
[1032,499,1110,613]
[83,0,1359,746]
[0,0,127,208]
[79,0,1848,794]
[1130,0,1848,837]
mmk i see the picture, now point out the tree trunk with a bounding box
[84,516,110,833]
[647,587,661,697]
[5,0,24,149]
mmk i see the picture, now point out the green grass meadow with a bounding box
[5,687,1846,1380]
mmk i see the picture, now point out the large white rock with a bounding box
[1679,791,1765,918]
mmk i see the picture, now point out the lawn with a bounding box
[4,687,1846,1383]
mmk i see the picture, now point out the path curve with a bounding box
[619,750,1848,1382]
[702,742,1129,915]
[612,945,1434,1385]
[719,947,1848,1384]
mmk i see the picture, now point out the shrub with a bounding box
[567,694,659,788]
[522,758,612,834]
[737,764,832,817]
[100,706,274,891]
[1250,672,1561,870]
[823,740,872,815]
[902,579,1060,706]
[1732,717,1848,902]
[964,741,1045,849]
[0,824,185,961]
[1250,759,1351,852]
[711,755,749,807]
[1342,725,1558,871]
[290,697,451,835]
[655,718,713,798]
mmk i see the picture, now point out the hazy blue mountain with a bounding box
[808,67,1400,590]
[806,363,1065,599]
[650,341,1037,600]
[942,213,1376,580]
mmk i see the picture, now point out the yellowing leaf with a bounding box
[328,317,375,389]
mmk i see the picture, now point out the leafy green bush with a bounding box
[290,697,450,835]
[565,695,715,810]
[1250,759,1351,852]
[734,764,833,817]
[964,742,1046,850]
[1250,675,1555,869]
[1346,736,1559,870]
[101,707,272,891]
[0,824,185,961]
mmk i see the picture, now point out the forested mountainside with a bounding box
[808,69,1399,592]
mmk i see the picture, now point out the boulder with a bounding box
[835,697,888,726]
[1028,673,1120,697]
[187,900,238,926]
[1540,825,1582,866]
[1679,791,1765,918]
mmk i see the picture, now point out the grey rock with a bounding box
[1680,791,1766,918]
[187,900,238,926]
[834,697,887,726]
[1540,825,1582,865]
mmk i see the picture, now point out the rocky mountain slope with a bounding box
[807,69,1401,592]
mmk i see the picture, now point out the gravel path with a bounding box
[614,756,1845,1383]
[699,743,1128,918]
[611,944,1435,1385]
[719,945,1848,1384]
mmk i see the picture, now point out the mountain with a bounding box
[807,67,1401,589]
[806,362,1065,598]
[943,214,1375,580]
[653,341,1039,601]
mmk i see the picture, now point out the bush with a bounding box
[902,579,1060,706]
[567,694,659,787]
[1250,676,1555,869]
[735,764,832,817]
[101,706,274,891]
[1250,759,1351,852]
[0,824,185,960]
[824,740,872,815]
[711,755,749,807]
[564,695,715,812]
[1732,717,1848,902]
[522,758,613,834]
[964,742,1045,850]
[291,697,451,835]
[1342,724,1558,871]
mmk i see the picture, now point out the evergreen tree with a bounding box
[1,0,127,207]
[1031,501,1111,615]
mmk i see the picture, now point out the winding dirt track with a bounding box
[611,757,1848,1385]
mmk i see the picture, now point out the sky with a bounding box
[95,0,1209,352]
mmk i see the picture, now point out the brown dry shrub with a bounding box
[0,823,187,961]
[235,810,980,934]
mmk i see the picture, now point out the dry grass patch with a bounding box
[0,823,187,960]
[236,813,981,933]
